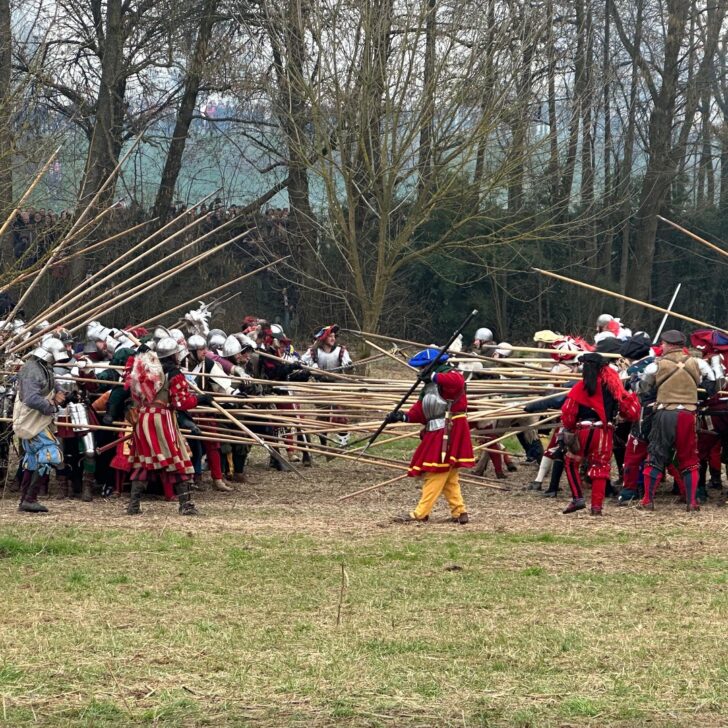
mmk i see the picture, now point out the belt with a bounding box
[426,418,446,431]
[576,420,612,428]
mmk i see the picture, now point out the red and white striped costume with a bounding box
[127,369,196,477]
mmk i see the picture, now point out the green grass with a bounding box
[0,522,727,726]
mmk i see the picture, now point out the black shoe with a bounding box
[618,488,637,506]
[562,499,586,514]
[506,462,518,472]
[18,501,49,513]
[451,512,469,524]
[496,472,507,480]
[524,480,542,491]
[542,490,558,498]
[180,502,200,516]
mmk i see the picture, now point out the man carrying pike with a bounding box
[386,348,475,524]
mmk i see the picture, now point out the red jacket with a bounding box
[561,367,640,430]
[405,369,475,476]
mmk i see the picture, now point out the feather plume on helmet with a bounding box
[184,301,212,337]
[127,351,165,405]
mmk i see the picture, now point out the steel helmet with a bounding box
[87,320,112,341]
[596,314,613,327]
[207,330,227,351]
[495,342,513,358]
[269,324,285,340]
[474,327,493,342]
[234,333,256,352]
[188,334,207,351]
[30,346,54,363]
[153,326,170,341]
[44,337,68,362]
[156,336,182,359]
[169,328,185,343]
[222,334,242,358]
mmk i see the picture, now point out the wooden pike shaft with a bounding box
[0,145,61,249]
[33,198,218,327]
[0,147,143,348]
[533,267,728,335]
[472,413,560,451]
[134,257,289,328]
[338,474,408,501]
[658,216,728,259]
[62,231,246,335]
[364,339,414,371]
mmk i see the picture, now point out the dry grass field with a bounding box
[0,441,727,727]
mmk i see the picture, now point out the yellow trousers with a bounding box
[412,468,466,520]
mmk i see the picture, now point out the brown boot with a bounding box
[55,475,70,500]
[81,473,93,502]
[212,479,233,492]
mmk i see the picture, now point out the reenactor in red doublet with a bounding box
[388,349,475,524]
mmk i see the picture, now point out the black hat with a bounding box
[580,352,606,367]
[620,333,651,361]
[596,336,622,354]
[661,330,686,346]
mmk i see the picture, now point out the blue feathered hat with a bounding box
[408,348,448,368]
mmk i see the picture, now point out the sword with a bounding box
[653,283,681,343]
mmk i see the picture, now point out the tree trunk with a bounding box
[270,0,319,331]
[617,0,643,310]
[597,0,613,276]
[153,0,220,221]
[78,0,125,209]
[623,0,690,303]
[546,0,559,205]
[0,0,12,263]
[417,0,436,196]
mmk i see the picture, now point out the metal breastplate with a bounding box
[315,348,340,371]
[422,382,448,431]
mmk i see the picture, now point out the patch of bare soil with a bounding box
[1,449,725,553]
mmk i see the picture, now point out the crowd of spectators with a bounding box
[10,200,292,266]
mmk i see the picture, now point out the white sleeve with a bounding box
[698,358,715,381]
[301,349,317,367]
[638,361,658,394]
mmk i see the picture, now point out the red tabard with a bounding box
[405,369,475,476]
[127,372,196,475]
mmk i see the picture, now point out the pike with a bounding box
[653,283,682,343]
[193,387,306,479]
[533,268,728,335]
[359,309,479,456]
[657,216,728,259]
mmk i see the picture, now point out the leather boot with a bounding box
[18,469,32,507]
[212,479,233,492]
[19,472,49,513]
[126,480,146,515]
[55,475,70,500]
[81,473,94,502]
[174,481,199,516]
